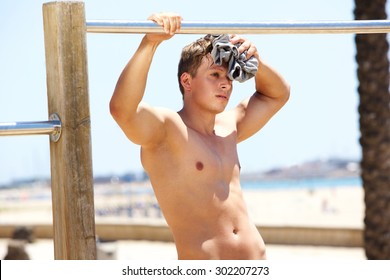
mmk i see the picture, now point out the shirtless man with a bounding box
[110,13,290,260]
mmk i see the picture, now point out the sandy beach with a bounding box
[0,182,366,259]
[0,183,364,227]
[0,238,365,260]
[244,186,364,228]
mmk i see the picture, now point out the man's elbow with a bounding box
[109,96,139,128]
[282,84,291,104]
[109,98,122,123]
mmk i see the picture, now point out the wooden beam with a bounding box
[43,1,96,260]
[0,223,364,248]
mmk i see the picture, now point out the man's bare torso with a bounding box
[141,110,266,260]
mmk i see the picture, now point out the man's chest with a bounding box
[179,130,240,179]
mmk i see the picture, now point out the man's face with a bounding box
[189,55,233,113]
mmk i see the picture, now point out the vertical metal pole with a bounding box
[43,1,96,259]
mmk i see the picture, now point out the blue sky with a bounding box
[1,0,385,184]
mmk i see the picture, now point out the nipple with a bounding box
[196,161,204,171]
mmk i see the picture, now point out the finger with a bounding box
[148,13,182,35]
[237,40,251,53]
[229,34,243,45]
[229,35,258,59]
[177,16,183,31]
[148,14,171,34]
[160,16,171,34]
[173,15,183,33]
[167,15,182,34]
[169,17,177,35]
[246,44,258,59]
[147,14,163,26]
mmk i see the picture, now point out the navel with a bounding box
[233,228,238,235]
[196,161,204,171]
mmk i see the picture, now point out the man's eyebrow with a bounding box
[208,64,225,71]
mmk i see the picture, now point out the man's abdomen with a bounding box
[174,220,266,260]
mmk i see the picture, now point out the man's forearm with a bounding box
[255,59,290,101]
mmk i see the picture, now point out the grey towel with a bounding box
[209,34,258,82]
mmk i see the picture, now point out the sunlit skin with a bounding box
[110,13,290,259]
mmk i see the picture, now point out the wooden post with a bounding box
[43,1,96,259]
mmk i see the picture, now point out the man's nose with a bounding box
[220,76,232,89]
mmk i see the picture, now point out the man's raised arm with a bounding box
[109,13,182,147]
[231,35,290,142]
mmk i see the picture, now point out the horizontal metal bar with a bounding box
[86,19,390,35]
[0,113,62,142]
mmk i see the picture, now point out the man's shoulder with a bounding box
[145,106,186,138]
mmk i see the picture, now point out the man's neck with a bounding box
[178,108,216,136]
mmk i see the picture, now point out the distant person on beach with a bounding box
[110,13,290,259]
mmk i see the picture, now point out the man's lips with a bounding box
[215,94,228,100]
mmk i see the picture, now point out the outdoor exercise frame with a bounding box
[1,1,390,259]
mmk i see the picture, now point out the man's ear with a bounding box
[180,72,192,93]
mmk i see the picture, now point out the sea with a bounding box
[0,176,362,191]
[241,176,362,190]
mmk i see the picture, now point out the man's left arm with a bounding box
[233,36,290,142]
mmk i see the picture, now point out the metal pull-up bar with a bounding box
[86,19,390,35]
[0,113,61,142]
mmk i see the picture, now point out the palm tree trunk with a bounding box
[354,0,390,259]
